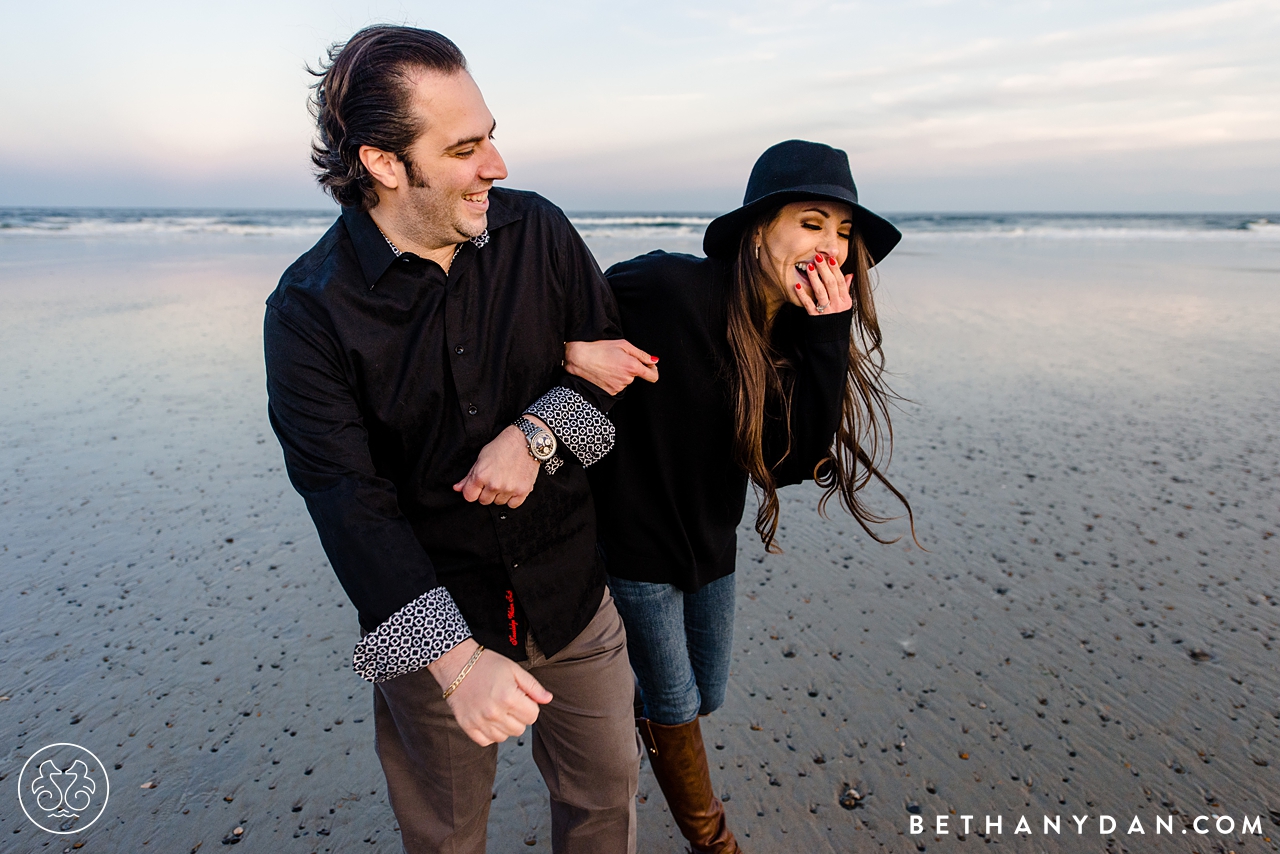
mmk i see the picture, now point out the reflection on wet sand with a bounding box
[1,231,1276,852]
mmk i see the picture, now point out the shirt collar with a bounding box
[483,188,520,233]
[341,191,523,290]
[342,207,400,288]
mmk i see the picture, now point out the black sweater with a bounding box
[588,251,853,592]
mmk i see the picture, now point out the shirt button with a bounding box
[455,346,464,355]
[468,404,478,415]
[499,513,507,520]
[512,563,519,569]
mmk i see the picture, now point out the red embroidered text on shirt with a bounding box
[506,589,517,646]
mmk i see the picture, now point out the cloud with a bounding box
[0,0,1275,209]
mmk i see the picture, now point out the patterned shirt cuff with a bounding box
[351,586,472,683]
[525,385,616,468]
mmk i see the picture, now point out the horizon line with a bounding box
[2,205,1277,217]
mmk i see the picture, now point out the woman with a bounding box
[567,140,914,853]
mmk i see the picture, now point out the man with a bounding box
[263,25,639,853]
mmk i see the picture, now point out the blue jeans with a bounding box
[607,573,736,726]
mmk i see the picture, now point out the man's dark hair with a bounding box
[309,26,468,211]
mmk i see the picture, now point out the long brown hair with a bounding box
[726,206,917,552]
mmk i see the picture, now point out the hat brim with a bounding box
[702,186,902,270]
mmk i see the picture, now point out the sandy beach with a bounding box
[1,222,1277,853]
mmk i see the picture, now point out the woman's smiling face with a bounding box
[757,200,854,310]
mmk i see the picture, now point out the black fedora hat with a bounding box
[703,139,901,269]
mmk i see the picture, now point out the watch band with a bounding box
[515,417,564,475]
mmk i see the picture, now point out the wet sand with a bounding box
[1,228,1277,852]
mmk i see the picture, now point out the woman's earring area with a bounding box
[754,243,760,262]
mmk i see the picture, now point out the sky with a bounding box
[1,0,1277,212]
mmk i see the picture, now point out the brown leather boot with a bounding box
[638,717,742,854]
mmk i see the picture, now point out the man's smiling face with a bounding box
[398,68,508,248]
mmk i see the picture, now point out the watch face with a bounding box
[531,430,556,460]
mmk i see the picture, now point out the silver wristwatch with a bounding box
[515,416,563,475]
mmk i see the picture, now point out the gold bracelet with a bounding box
[442,645,485,700]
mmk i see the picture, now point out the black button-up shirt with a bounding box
[264,189,622,664]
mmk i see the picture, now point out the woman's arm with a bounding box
[767,311,852,486]
[767,255,857,485]
[564,339,660,396]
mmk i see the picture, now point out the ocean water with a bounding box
[2,203,1278,853]
[1,207,1277,243]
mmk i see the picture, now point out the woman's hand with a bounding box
[796,252,854,316]
[564,339,659,395]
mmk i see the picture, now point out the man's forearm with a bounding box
[351,586,473,682]
[427,636,481,691]
[524,385,616,467]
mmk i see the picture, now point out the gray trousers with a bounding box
[372,589,640,854]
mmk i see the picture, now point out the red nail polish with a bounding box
[796,282,803,290]
[807,263,815,271]
[814,253,823,262]
[650,356,659,362]
[828,255,837,265]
